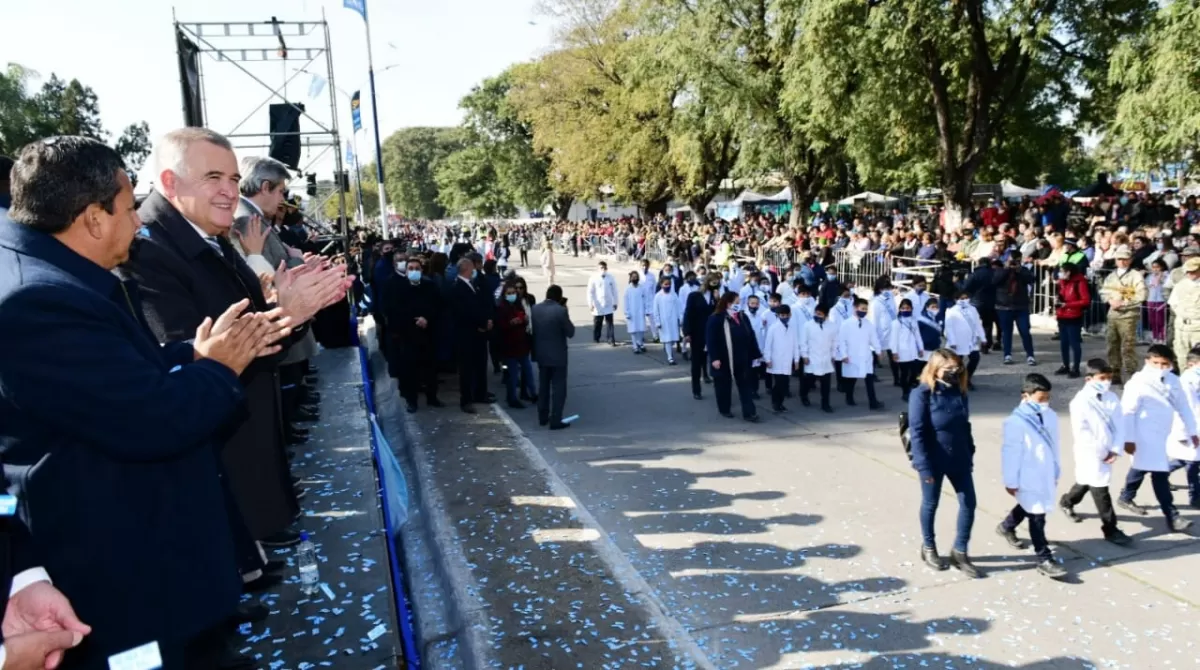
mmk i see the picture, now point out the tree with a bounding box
[324,162,381,221]
[1108,0,1200,170]
[115,121,152,172]
[29,75,106,142]
[380,127,464,219]
[435,144,518,218]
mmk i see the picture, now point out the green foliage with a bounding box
[115,121,152,172]
[324,163,380,221]
[380,127,464,219]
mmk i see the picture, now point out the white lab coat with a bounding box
[944,304,984,357]
[888,317,924,363]
[800,319,838,376]
[587,272,618,316]
[678,281,697,315]
[836,316,879,379]
[1001,404,1062,514]
[739,283,768,312]
[1068,386,1124,487]
[1122,366,1198,472]
[791,298,815,328]
[829,299,854,330]
[778,281,797,306]
[640,269,657,306]
[653,289,682,342]
[1167,367,1200,462]
[624,284,647,333]
[763,320,801,375]
[870,292,897,350]
[745,306,772,357]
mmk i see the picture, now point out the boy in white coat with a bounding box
[836,297,884,410]
[800,304,837,412]
[587,261,619,345]
[1166,345,1200,508]
[624,271,648,354]
[997,373,1069,579]
[944,289,985,388]
[763,304,800,413]
[745,294,773,397]
[1058,359,1133,545]
[888,298,925,401]
[653,277,682,365]
[1115,345,1200,530]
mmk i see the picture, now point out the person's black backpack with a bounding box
[898,411,913,462]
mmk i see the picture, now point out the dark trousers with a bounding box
[593,313,615,343]
[713,367,757,418]
[918,469,976,553]
[770,373,790,408]
[1122,463,1197,510]
[519,249,529,266]
[885,350,901,385]
[537,365,568,424]
[998,308,1035,359]
[897,359,923,398]
[966,350,981,380]
[1001,505,1052,561]
[834,360,845,391]
[1062,483,1119,534]
[279,362,305,423]
[1058,318,1083,370]
[457,338,489,407]
[690,344,710,395]
[398,350,438,404]
[843,375,879,404]
[978,305,998,348]
[805,373,832,408]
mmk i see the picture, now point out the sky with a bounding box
[2,0,556,179]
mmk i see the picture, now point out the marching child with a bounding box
[997,373,1069,579]
[1166,345,1200,509]
[763,304,800,413]
[889,298,925,401]
[1058,359,1133,545]
[837,297,884,410]
[800,303,837,412]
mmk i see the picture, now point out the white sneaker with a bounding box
[1027,357,1037,366]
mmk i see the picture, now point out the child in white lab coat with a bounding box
[997,373,1069,579]
[944,289,985,389]
[1166,345,1200,508]
[624,271,648,354]
[836,297,884,410]
[763,304,800,413]
[1116,345,1200,530]
[1058,359,1133,545]
[653,277,682,365]
[745,294,773,397]
[801,304,837,412]
[889,298,925,401]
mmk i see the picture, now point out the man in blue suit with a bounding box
[0,137,286,668]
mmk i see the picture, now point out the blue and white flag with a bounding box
[343,0,367,21]
[307,74,326,99]
[345,141,355,167]
[350,91,362,132]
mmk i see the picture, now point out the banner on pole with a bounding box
[345,141,355,167]
[343,0,367,21]
[350,91,362,132]
[307,74,326,99]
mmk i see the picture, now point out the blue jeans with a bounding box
[997,308,1034,358]
[504,355,537,402]
[1058,318,1083,370]
[919,469,976,553]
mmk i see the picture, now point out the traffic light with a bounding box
[305,173,317,197]
[337,171,350,193]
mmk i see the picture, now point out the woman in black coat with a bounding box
[907,348,980,578]
[705,292,761,423]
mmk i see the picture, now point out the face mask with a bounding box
[472,269,479,280]
[828,272,837,279]
[631,278,639,285]
[957,299,969,308]
[708,282,720,290]
[779,317,790,326]
[941,369,962,384]
[882,289,893,297]
[840,297,852,306]
[855,309,868,318]
[913,286,926,294]
[505,294,518,303]
[749,305,759,314]
[600,270,607,276]
[898,311,912,319]
[1089,379,1112,394]
[407,270,422,282]
[1028,400,1050,412]
[730,303,742,314]
[814,315,825,324]
[793,271,802,279]
[928,309,939,317]
[1058,270,1069,280]
[662,285,672,292]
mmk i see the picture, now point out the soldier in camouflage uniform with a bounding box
[1168,256,1200,367]
[1099,246,1145,384]
[1164,246,1199,349]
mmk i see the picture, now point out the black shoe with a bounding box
[950,550,982,578]
[1059,499,1082,523]
[821,405,834,413]
[480,393,497,404]
[461,405,477,414]
[303,392,321,405]
[1116,498,1148,516]
[845,395,857,406]
[264,559,285,574]
[920,545,946,571]
[299,403,320,415]
[693,393,703,400]
[286,431,309,446]
[1168,515,1194,533]
[800,397,811,407]
[288,425,310,439]
[229,601,269,625]
[1068,368,1082,379]
[869,401,885,411]
[261,529,301,547]
[538,418,549,427]
[1053,365,1069,375]
[1104,529,1133,546]
[703,376,712,384]
[304,375,318,386]
[508,400,526,410]
[744,415,761,423]
[243,572,282,594]
[549,422,571,431]
[294,407,319,422]
[1037,559,1068,580]
[996,523,1026,549]
[720,412,735,418]
[406,402,418,414]
[427,398,446,408]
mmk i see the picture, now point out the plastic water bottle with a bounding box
[297,532,319,595]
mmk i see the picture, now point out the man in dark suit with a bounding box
[383,257,444,413]
[451,258,495,413]
[683,274,721,399]
[531,284,575,429]
[121,129,348,555]
[0,136,284,668]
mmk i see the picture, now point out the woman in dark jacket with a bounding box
[907,348,980,578]
[495,281,537,408]
[992,258,1037,364]
[1054,265,1090,377]
[705,292,761,423]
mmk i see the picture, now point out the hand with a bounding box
[4,581,91,670]
[923,476,934,484]
[1124,441,1137,455]
[250,307,294,358]
[792,362,799,372]
[712,360,721,370]
[842,358,850,364]
[763,360,771,368]
[232,216,268,255]
[2,630,84,670]
[277,262,350,322]
[1103,453,1118,465]
[257,272,274,300]
[802,357,810,365]
[1005,487,1018,497]
[194,310,280,375]
[415,316,428,329]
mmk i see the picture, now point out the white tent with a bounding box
[837,191,900,206]
[766,187,792,202]
[1001,181,1041,198]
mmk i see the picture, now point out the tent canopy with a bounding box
[837,191,900,206]
[1001,181,1041,198]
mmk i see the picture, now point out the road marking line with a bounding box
[490,404,717,669]
[511,495,576,508]
[530,527,601,543]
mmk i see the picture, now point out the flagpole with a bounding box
[351,131,366,225]
[361,6,389,238]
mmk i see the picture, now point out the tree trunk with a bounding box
[787,174,818,228]
[642,195,671,217]
[553,194,574,221]
[941,165,977,233]
[687,196,711,223]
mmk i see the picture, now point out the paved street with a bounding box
[389,252,1200,669]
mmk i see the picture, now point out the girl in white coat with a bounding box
[653,277,682,364]
[1116,346,1199,531]
[745,294,772,397]
[800,305,837,412]
[889,298,925,401]
[998,374,1068,579]
[836,297,884,409]
[871,276,900,387]
[1166,348,1200,508]
[944,290,986,387]
[624,271,648,353]
[1059,359,1132,545]
[763,304,800,413]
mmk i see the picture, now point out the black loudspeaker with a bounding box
[268,103,305,170]
[176,30,204,127]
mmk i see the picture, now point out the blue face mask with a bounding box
[814,315,825,324]
[898,311,912,319]
[407,270,422,282]
[505,294,518,303]
[779,317,790,326]
[472,269,479,280]
[855,309,868,318]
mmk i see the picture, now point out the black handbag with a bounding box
[898,411,913,461]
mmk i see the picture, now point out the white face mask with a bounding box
[1028,400,1050,412]
[1089,379,1112,394]
[957,299,970,308]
